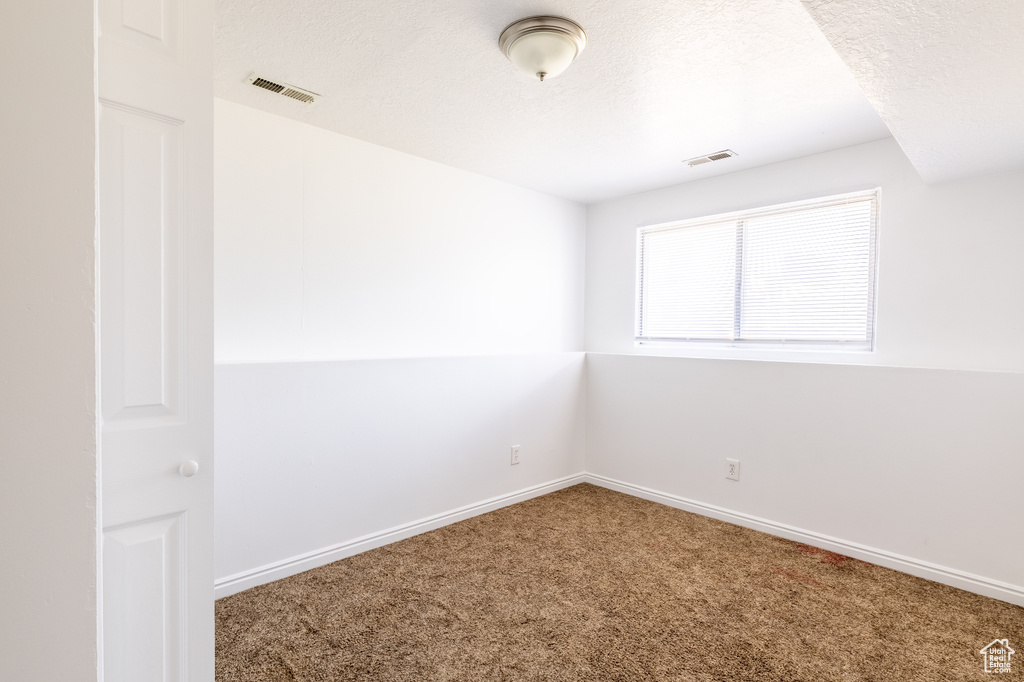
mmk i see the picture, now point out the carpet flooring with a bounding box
[216,484,1023,681]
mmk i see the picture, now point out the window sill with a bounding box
[635,339,873,353]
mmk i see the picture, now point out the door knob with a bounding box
[179,460,200,477]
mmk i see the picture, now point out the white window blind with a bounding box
[636,189,878,347]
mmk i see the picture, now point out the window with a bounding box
[636,189,878,348]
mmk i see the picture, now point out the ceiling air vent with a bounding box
[684,149,738,167]
[247,73,320,104]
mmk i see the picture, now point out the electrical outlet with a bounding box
[511,445,520,466]
[726,458,740,481]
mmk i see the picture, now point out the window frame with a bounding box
[634,188,880,351]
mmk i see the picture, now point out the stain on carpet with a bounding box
[770,566,826,587]
[216,484,1023,681]
[795,543,869,568]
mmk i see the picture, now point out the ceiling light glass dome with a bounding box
[499,16,587,81]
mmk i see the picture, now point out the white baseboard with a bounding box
[583,473,1024,607]
[214,473,587,599]
[216,470,1024,606]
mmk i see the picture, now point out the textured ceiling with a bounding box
[215,0,891,204]
[801,0,1024,185]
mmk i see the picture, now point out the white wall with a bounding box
[0,3,98,680]
[216,106,1024,604]
[215,98,586,363]
[587,138,1024,372]
[214,100,588,590]
[584,138,1024,603]
[215,354,585,593]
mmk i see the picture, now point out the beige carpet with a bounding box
[216,484,1022,681]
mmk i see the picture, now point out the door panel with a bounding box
[98,0,212,677]
[99,0,183,62]
[102,514,186,682]
[99,103,184,428]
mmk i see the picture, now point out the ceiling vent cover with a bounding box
[247,73,320,104]
[684,149,738,167]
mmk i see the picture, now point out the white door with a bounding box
[97,0,213,679]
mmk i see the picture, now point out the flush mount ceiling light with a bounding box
[499,16,587,82]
